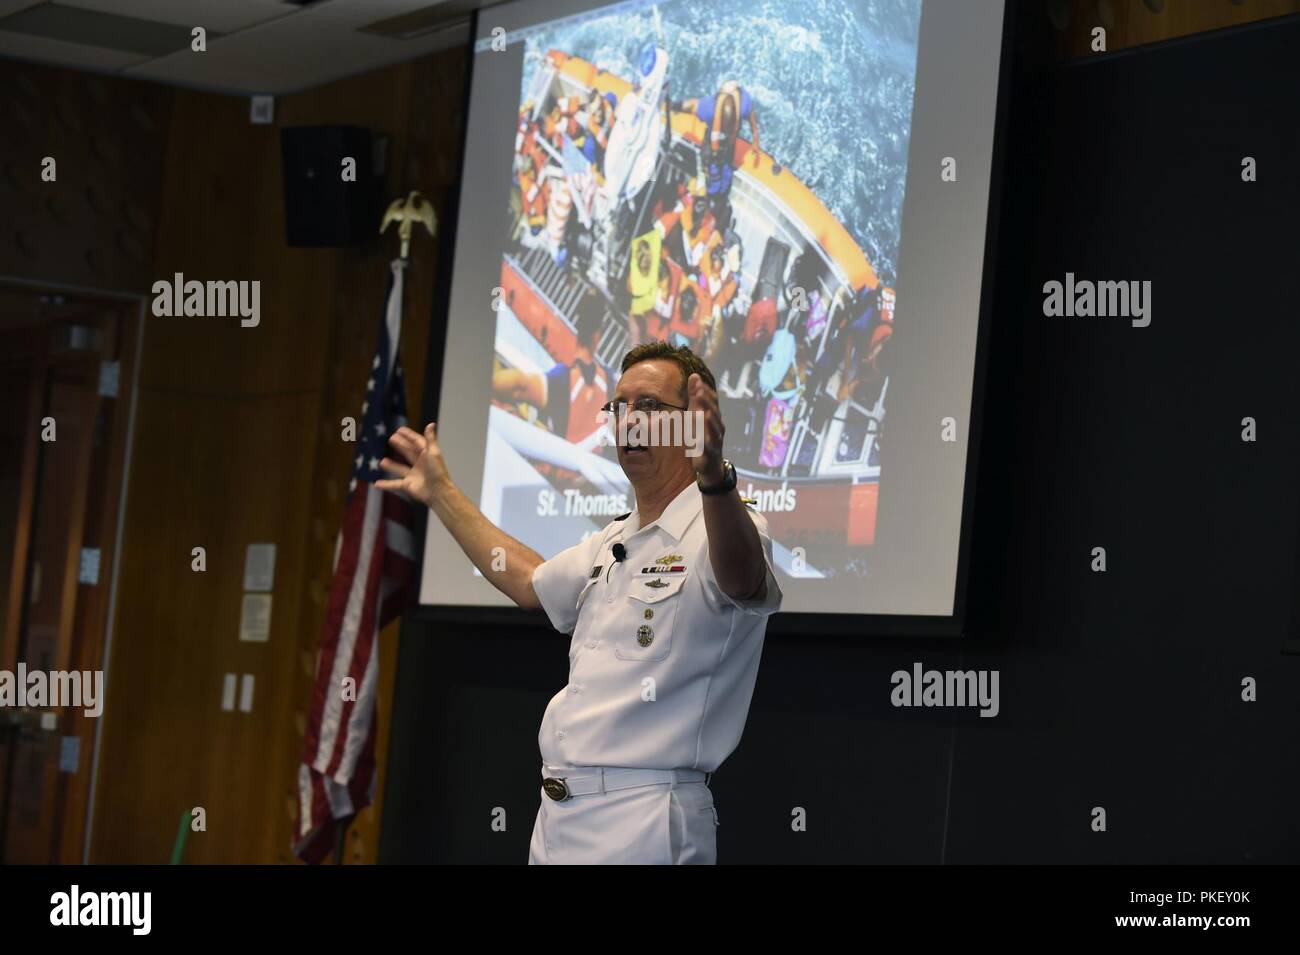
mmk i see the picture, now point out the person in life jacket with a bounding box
[627,231,663,346]
[581,90,616,170]
[516,105,547,175]
[517,162,549,236]
[515,106,550,238]
[547,332,610,445]
[837,296,893,405]
[670,278,707,346]
[656,191,720,278]
[631,258,684,345]
[544,94,584,150]
[699,241,738,317]
[491,293,610,446]
[681,81,760,232]
[806,283,894,406]
[652,259,681,337]
[681,278,721,366]
[684,195,723,276]
[695,242,739,367]
[744,297,778,347]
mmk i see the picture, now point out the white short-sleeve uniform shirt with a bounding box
[530,480,782,773]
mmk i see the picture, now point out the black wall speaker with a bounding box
[280,125,386,247]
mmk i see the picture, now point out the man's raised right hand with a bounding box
[377,423,453,507]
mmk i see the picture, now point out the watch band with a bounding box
[698,458,737,495]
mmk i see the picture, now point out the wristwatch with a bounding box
[697,458,737,495]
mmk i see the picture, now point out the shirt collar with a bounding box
[625,480,704,543]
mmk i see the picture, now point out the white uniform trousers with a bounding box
[527,765,719,864]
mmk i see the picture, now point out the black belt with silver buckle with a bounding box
[542,777,570,801]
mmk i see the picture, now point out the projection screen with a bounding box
[419,0,1007,617]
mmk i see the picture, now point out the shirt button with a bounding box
[568,685,580,694]
[587,641,597,649]
[556,730,567,739]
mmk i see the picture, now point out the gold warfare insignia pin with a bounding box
[655,554,684,565]
[636,625,654,647]
[644,578,669,589]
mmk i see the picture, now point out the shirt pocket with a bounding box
[575,576,599,613]
[568,578,600,663]
[617,573,687,662]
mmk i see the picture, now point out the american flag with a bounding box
[294,259,418,864]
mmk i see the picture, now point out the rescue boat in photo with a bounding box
[497,45,897,578]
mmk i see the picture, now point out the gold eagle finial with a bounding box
[380,190,437,259]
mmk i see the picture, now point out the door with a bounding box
[0,286,138,864]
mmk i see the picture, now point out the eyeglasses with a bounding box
[599,397,688,416]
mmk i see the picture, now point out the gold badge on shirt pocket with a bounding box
[622,572,686,662]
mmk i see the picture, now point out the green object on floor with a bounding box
[170,809,190,865]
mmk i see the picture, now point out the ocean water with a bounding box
[520,0,923,285]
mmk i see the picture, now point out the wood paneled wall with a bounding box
[0,61,171,293]
[82,47,467,864]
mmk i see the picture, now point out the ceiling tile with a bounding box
[124,7,467,94]
[309,0,453,28]
[0,29,149,70]
[0,0,43,16]
[0,3,200,56]
[57,0,295,33]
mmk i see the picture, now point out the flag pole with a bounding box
[314,193,435,868]
[333,817,349,864]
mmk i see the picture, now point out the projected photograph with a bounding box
[483,0,921,580]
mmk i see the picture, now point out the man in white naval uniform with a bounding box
[378,342,781,864]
